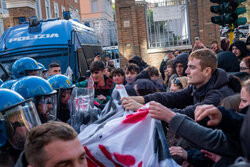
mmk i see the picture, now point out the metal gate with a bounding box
[144,0,190,48]
[82,18,118,47]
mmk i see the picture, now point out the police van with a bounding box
[0,16,102,82]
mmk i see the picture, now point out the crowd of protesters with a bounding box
[120,39,250,167]
[0,35,249,167]
[74,38,250,166]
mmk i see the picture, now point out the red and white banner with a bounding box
[78,102,180,167]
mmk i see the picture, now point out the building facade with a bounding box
[115,0,221,68]
[2,0,80,31]
[79,0,118,47]
[0,0,8,36]
[36,0,80,20]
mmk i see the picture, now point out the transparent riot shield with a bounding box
[57,88,73,122]
[69,87,96,133]
[35,93,57,123]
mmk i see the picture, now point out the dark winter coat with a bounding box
[240,107,250,161]
[144,68,234,119]
[15,152,27,167]
[173,52,189,76]
[169,113,243,159]
[135,70,165,92]
[125,83,137,96]
[229,40,248,60]
[217,51,240,72]
[128,56,148,72]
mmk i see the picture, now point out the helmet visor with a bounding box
[3,100,41,150]
[57,88,73,122]
[36,93,57,123]
[42,71,49,79]
[25,69,42,77]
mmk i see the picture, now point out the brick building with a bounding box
[2,0,80,31]
[79,0,118,47]
[36,0,80,20]
[115,0,222,68]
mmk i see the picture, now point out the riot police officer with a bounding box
[12,76,57,123]
[12,57,42,79]
[0,88,41,166]
[47,74,74,122]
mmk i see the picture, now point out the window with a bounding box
[61,5,65,18]
[91,0,99,13]
[36,0,42,19]
[0,0,3,9]
[61,5,65,13]
[0,0,7,9]
[45,0,51,19]
[54,2,59,18]
[74,0,78,3]
[0,19,4,37]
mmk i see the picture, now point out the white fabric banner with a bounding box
[153,5,182,22]
[79,101,180,167]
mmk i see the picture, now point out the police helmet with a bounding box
[38,63,49,79]
[47,74,74,90]
[47,74,74,122]
[38,63,47,72]
[0,88,41,150]
[12,57,42,79]
[12,76,57,123]
[0,79,17,89]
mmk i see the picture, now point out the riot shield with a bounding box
[69,87,99,133]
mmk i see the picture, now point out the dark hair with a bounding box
[147,66,159,77]
[105,66,113,73]
[125,63,140,74]
[111,68,125,78]
[229,40,248,60]
[163,60,175,86]
[134,79,158,96]
[211,41,218,45]
[221,38,230,51]
[164,59,175,70]
[49,63,60,69]
[90,61,105,73]
[24,121,77,167]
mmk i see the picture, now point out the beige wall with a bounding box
[80,0,113,21]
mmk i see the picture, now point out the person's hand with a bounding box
[121,96,145,104]
[164,53,175,61]
[97,95,106,101]
[169,146,188,160]
[121,97,143,111]
[94,55,101,62]
[192,40,207,51]
[195,40,206,49]
[201,150,221,163]
[167,53,175,60]
[149,101,175,123]
[194,105,222,126]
